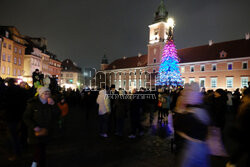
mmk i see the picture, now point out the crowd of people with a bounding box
[0,73,250,167]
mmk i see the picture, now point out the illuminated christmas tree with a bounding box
[157,39,182,86]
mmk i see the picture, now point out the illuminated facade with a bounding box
[61,59,84,90]
[0,26,26,82]
[96,0,250,91]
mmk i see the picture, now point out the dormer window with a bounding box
[220,50,227,58]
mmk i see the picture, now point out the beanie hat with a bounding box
[38,87,50,95]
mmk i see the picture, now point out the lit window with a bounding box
[242,62,248,69]
[14,47,17,53]
[134,79,136,86]
[212,64,217,71]
[226,77,233,88]
[129,80,131,86]
[19,49,22,55]
[181,66,185,73]
[2,53,6,61]
[14,57,17,64]
[7,67,10,75]
[18,69,21,76]
[190,66,194,72]
[241,77,248,88]
[7,55,11,62]
[119,80,121,87]
[189,78,195,83]
[199,78,205,88]
[200,65,205,71]
[18,58,21,65]
[228,63,233,70]
[139,79,141,87]
[2,66,5,74]
[211,78,217,88]
[13,68,16,76]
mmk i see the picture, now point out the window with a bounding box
[241,77,248,88]
[134,79,136,86]
[153,69,156,73]
[242,62,248,69]
[2,66,5,74]
[200,65,205,71]
[8,44,11,50]
[211,78,217,88]
[182,78,185,85]
[123,80,126,87]
[18,69,20,76]
[129,79,131,86]
[226,77,233,88]
[18,58,21,65]
[212,64,217,71]
[189,78,195,83]
[2,53,6,61]
[14,47,17,53]
[228,63,233,70]
[19,49,22,55]
[7,67,10,75]
[114,80,116,84]
[199,78,205,88]
[7,55,11,62]
[153,58,156,63]
[3,43,6,48]
[119,80,121,87]
[190,66,194,72]
[139,79,141,87]
[14,57,17,64]
[13,68,16,76]
[181,66,185,73]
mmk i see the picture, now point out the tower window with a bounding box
[153,58,156,63]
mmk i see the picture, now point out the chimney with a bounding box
[245,33,250,40]
[138,53,142,57]
[209,40,213,46]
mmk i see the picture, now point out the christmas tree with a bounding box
[157,39,182,86]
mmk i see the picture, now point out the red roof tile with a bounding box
[178,39,250,63]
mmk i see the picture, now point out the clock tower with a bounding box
[147,0,172,72]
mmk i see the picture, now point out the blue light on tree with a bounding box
[157,39,182,86]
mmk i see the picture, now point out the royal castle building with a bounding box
[94,0,250,91]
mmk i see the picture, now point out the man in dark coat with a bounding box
[23,87,59,167]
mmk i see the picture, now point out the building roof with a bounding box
[61,59,82,73]
[105,54,148,70]
[178,39,250,63]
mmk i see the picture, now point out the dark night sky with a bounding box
[0,0,250,69]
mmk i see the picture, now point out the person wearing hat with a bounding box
[23,87,59,167]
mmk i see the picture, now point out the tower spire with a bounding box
[154,0,168,23]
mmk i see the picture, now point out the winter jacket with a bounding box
[23,96,60,144]
[96,90,111,115]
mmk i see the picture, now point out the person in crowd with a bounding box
[128,88,144,139]
[226,88,250,167]
[32,69,40,87]
[96,86,111,138]
[174,82,210,167]
[108,84,119,134]
[23,87,60,167]
[114,89,129,136]
[57,96,69,131]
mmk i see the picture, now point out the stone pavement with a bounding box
[0,105,228,167]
